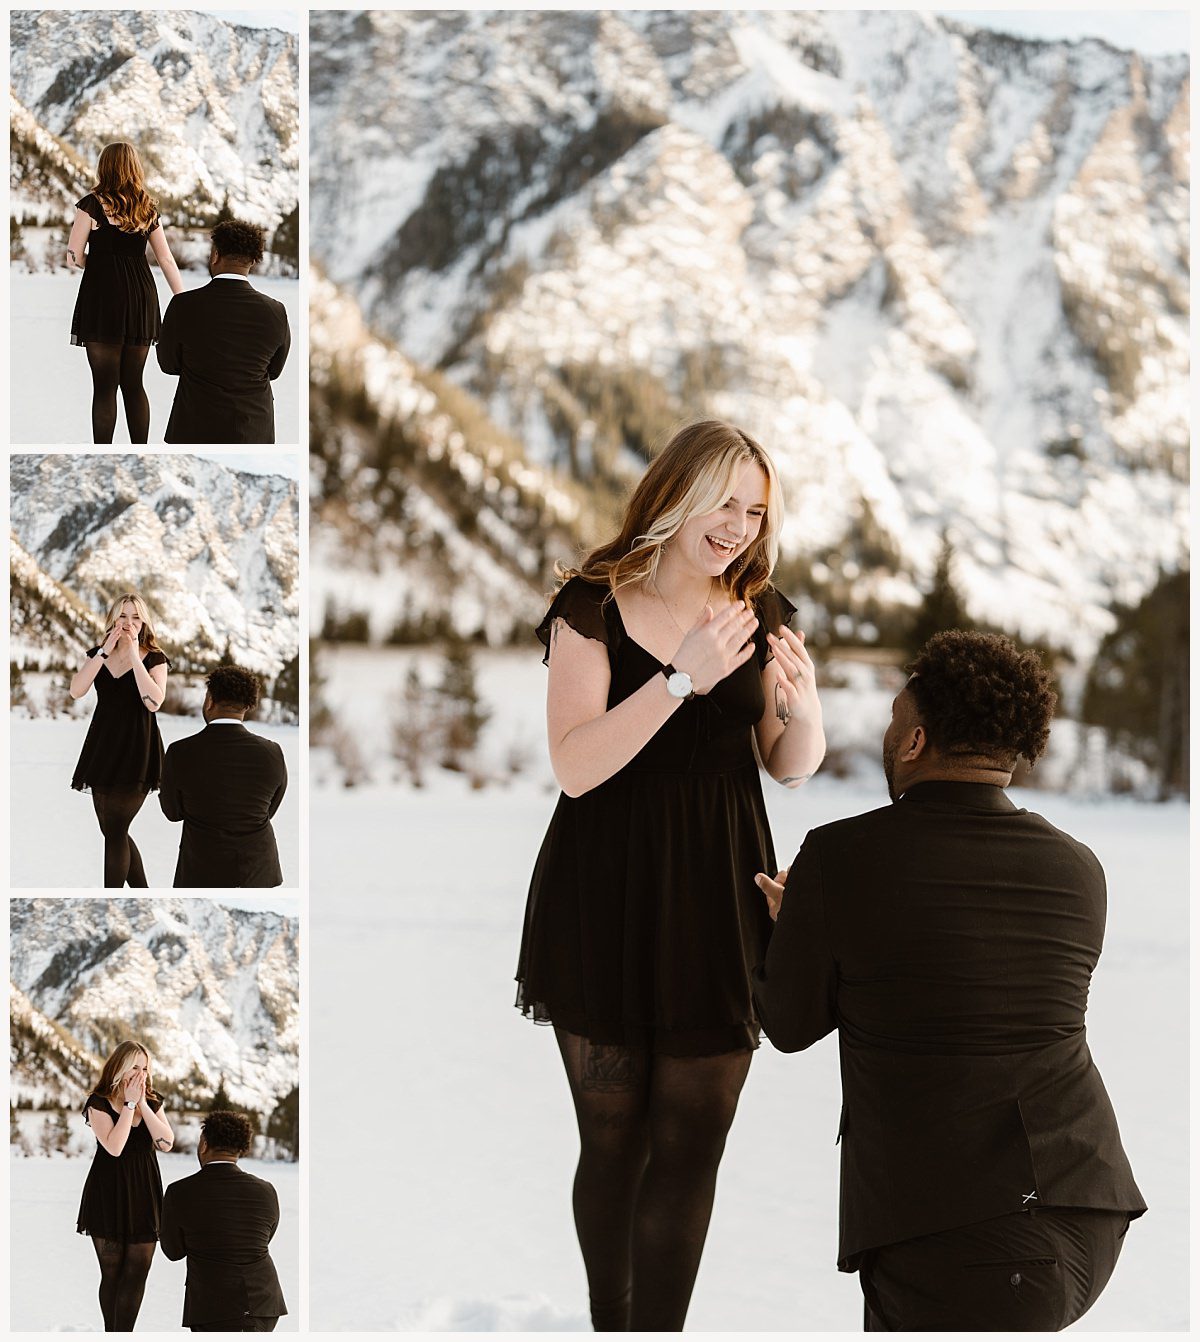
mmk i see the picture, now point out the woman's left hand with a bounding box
[766,626,819,722]
[115,627,136,653]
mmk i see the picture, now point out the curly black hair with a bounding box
[202,1110,253,1156]
[211,219,265,266]
[207,664,262,710]
[906,630,1057,766]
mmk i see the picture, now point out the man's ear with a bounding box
[901,724,927,763]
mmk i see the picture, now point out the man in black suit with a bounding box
[160,1110,288,1332]
[159,665,287,887]
[158,218,291,443]
[753,630,1145,1331]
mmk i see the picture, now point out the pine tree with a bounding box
[391,665,428,787]
[54,1108,72,1154]
[906,530,971,657]
[273,653,300,723]
[1082,568,1189,799]
[309,639,333,743]
[267,1087,299,1161]
[435,638,490,771]
[210,1077,233,1111]
[39,1115,56,1157]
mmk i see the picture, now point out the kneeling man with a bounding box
[160,1110,287,1332]
[753,630,1145,1331]
[159,665,287,887]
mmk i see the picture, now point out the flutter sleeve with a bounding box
[753,587,798,667]
[75,194,100,222]
[535,576,611,667]
[83,1093,113,1127]
[143,649,172,671]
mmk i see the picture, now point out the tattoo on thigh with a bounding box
[774,682,791,726]
[580,1042,640,1093]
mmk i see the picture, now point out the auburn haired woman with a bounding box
[516,419,826,1329]
[77,1040,174,1331]
[69,593,171,887]
[66,142,185,442]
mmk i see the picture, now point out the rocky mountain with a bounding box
[10,454,299,675]
[10,9,298,231]
[309,10,1189,655]
[9,899,298,1115]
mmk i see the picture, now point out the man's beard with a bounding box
[882,739,897,802]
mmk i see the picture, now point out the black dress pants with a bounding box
[860,1207,1131,1331]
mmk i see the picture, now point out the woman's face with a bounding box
[123,1053,149,1086]
[116,601,143,639]
[672,461,769,580]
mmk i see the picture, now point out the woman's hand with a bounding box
[766,627,820,725]
[102,625,123,655]
[672,601,759,695]
[123,1072,145,1105]
[115,626,137,655]
[755,866,789,921]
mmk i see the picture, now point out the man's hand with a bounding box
[755,866,789,921]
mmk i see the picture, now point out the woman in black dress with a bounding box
[517,419,826,1329]
[66,141,185,443]
[77,1039,174,1331]
[69,592,171,888]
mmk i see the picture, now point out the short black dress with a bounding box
[516,576,797,1056]
[69,193,161,347]
[71,647,171,792]
[76,1093,165,1243]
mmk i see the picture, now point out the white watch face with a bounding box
[666,671,693,698]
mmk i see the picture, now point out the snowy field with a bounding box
[9,716,300,889]
[9,269,301,445]
[309,649,1188,1330]
[9,1153,298,1331]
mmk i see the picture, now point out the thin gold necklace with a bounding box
[652,576,715,639]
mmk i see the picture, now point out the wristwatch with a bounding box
[95,650,108,660]
[124,1101,137,1111]
[661,665,695,700]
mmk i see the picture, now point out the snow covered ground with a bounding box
[309,692,1188,1330]
[9,716,300,889]
[9,269,301,445]
[8,1153,298,1331]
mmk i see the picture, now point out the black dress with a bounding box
[71,648,171,793]
[77,1093,165,1243]
[70,193,161,347]
[516,576,796,1056]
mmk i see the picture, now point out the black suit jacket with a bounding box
[753,780,1145,1271]
[159,723,287,888]
[160,1162,287,1327]
[158,278,290,443]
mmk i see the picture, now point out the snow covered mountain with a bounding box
[10,9,298,230]
[9,899,298,1115]
[10,454,299,675]
[309,10,1189,654]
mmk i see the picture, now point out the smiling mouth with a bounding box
[706,535,739,557]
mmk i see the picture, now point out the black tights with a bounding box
[85,343,151,443]
[555,1028,752,1331]
[92,1236,155,1331]
[91,788,149,888]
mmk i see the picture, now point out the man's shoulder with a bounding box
[163,1166,206,1198]
[806,800,897,848]
[1016,806,1105,877]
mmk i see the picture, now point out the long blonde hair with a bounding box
[562,419,784,606]
[87,1040,161,1111]
[93,143,159,234]
[102,592,165,655]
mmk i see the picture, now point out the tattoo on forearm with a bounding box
[67,248,78,265]
[154,1137,171,1150]
[551,618,561,651]
[142,694,158,708]
[774,682,791,726]
[781,774,812,786]
[580,1042,641,1093]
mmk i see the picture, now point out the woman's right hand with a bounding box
[672,601,759,695]
[123,1072,145,1105]
[101,625,122,655]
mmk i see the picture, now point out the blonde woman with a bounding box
[66,142,185,442]
[516,420,826,1329]
[77,1041,174,1331]
[69,594,171,887]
